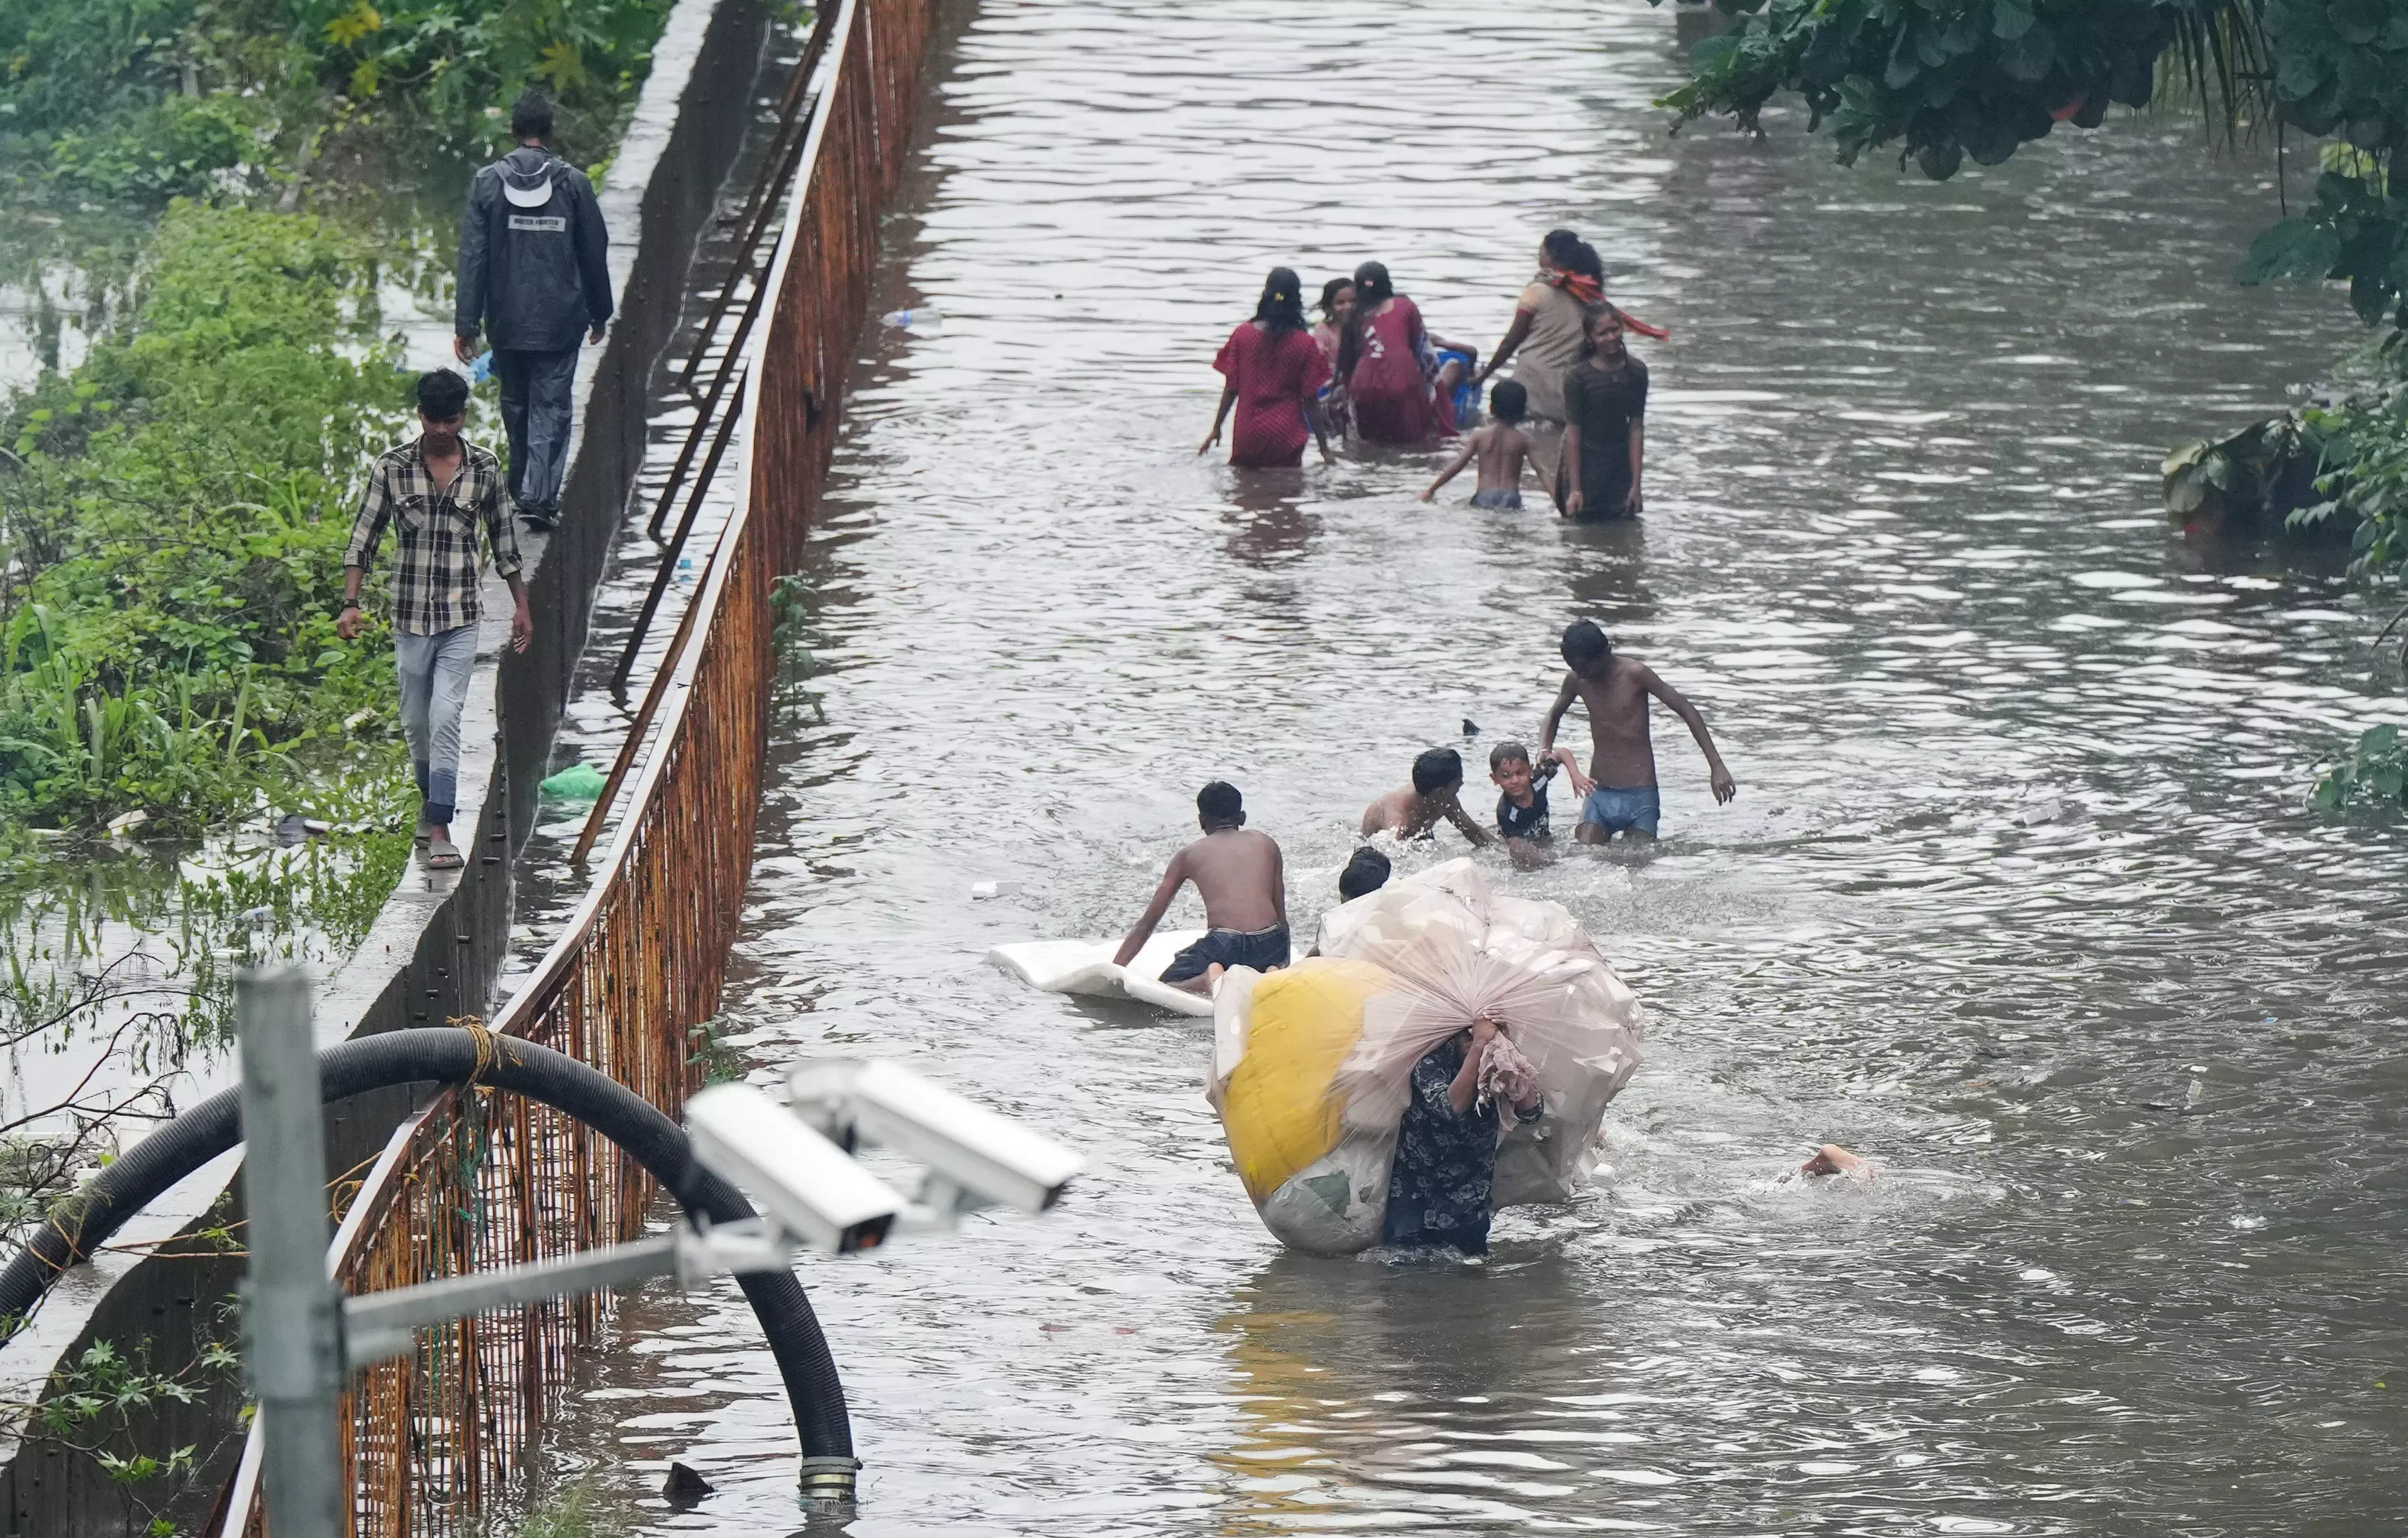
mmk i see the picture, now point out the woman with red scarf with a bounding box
[1478,229,1666,427]
[1201,267,1334,468]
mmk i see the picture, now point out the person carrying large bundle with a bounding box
[1209,859,1641,1255]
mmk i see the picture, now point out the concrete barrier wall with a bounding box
[0,1,769,1528]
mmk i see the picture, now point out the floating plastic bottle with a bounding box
[879,306,942,332]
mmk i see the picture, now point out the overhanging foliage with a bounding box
[1664,0,2406,324]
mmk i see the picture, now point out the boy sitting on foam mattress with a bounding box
[1112,781,1289,994]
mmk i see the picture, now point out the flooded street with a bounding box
[546,0,2402,1531]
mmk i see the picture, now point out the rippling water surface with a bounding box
[544,0,2404,1531]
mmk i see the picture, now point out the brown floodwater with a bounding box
[530,0,2402,1533]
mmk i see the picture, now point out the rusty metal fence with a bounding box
[210,0,934,1529]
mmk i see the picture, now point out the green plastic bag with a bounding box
[539,763,608,802]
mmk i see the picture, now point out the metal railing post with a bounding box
[235,968,345,1538]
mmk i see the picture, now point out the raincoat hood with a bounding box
[500,146,562,209]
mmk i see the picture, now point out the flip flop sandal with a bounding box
[424,836,465,870]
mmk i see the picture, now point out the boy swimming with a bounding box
[1489,739,1591,852]
[1539,619,1736,843]
[1361,747,1496,847]
[1113,781,1289,994]
[1304,846,1393,958]
[1338,845,1392,900]
[1420,379,1542,509]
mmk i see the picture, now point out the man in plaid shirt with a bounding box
[338,370,534,870]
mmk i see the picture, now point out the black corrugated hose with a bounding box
[0,1027,855,1472]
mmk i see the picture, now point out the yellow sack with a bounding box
[1213,958,1389,1203]
[1211,859,1643,1255]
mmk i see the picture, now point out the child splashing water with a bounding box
[1362,747,1495,847]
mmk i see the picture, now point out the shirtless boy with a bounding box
[1113,781,1288,994]
[1421,380,1543,510]
[1539,619,1736,843]
[1361,747,1494,847]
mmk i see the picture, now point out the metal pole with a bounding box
[236,967,345,1538]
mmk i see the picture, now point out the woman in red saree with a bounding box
[1336,261,1474,445]
[1201,267,1333,467]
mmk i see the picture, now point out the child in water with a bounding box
[1304,846,1393,958]
[1420,380,1544,509]
[1540,619,1736,843]
[1489,739,1591,860]
[1383,1013,1544,1255]
[1338,845,1392,900]
[1361,748,1494,847]
[1114,781,1289,994]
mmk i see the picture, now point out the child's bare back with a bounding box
[1423,380,1542,510]
[1472,422,1536,493]
[1114,782,1290,994]
[1170,827,1284,931]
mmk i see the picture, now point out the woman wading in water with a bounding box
[1336,261,1474,445]
[1480,229,1595,427]
[1202,267,1334,467]
[1480,228,1667,439]
[1312,276,1357,439]
[1557,305,1647,521]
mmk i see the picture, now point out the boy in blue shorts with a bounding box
[1539,619,1736,843]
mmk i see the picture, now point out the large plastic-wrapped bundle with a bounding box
[1209,859,1642,1253]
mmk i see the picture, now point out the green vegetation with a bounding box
[0,1329,244,1537]
[499,1477,628,1538]
[1662,0,2408,808]
[2314,720,2408,808]
[1,201,413,834]
[2,0,676,205]
[1666,0,2402,332]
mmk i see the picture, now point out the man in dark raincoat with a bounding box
[454,90,613,531]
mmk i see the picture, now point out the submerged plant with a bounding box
[2314,722,2408,811]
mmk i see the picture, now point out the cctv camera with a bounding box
[788,1060,1082,1217]
[685,1083,901,1254]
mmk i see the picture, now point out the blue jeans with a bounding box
[494,346,579,515]
[396,625,478,827]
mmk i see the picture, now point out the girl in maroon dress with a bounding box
[1336,261,1475,445]
[1201,267,1334,467]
